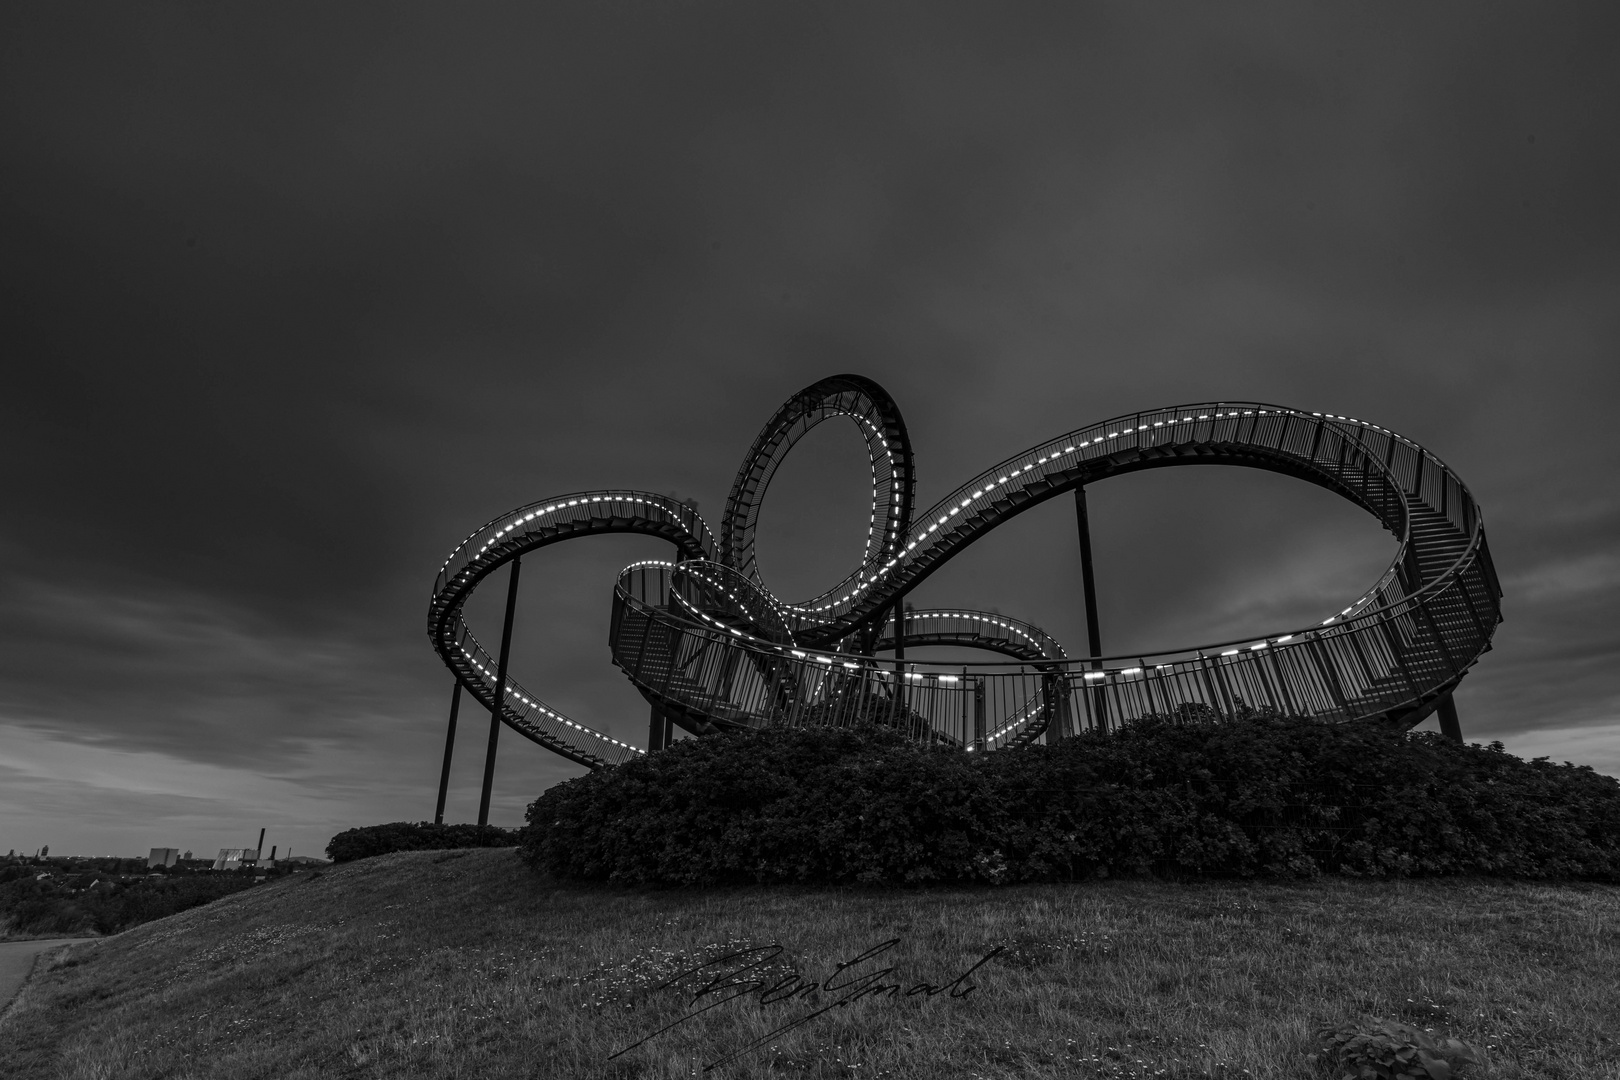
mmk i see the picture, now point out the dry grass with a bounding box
[1,849,1615,1079]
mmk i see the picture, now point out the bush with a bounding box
[325,822,520,863]
[0,873,258,937]
[1314,1018,1485,1079]
[520,716,1620,886]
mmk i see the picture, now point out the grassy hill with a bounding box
[2,848,1616,1079]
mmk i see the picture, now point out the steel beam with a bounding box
[477,556,522,827]
[972,676,986,751]
[892,595,907,712]
[434,680,461,824]
[1437,692,1463,743]
[893,596,906,662]
[1075,486,1107,733]
[1074,487,1103,661]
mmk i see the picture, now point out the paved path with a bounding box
[0,938,94,1010]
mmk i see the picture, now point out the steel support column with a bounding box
[972,676,986,751]
[1075,486,1107,733]
[1436,692,1463,743]
[1074,486,1103,660]
[892,595,907,712]
[434,680,462,825]
[477,556,522,828]
[653,542,685,751]
[893,596,906,662]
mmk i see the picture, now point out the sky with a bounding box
[2,3,1617,858]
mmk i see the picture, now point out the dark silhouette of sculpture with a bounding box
[428,375,1502,822]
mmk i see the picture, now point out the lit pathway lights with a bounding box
[426,377,1501,815]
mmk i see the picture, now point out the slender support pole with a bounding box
[972,677,986,751]
[477,556,522,827]
[892,595,907,714]
[960,667,969,745]
[1074,486,1103,660]
[1075,487,1107,733]
[893,596,906,662]
[648,541,685,753]
[1436,692,1463,744]
[434,681,462,824]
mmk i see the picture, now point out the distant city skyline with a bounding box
[3,4,1618,857]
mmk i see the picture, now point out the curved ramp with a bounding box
[429,378,1502,767]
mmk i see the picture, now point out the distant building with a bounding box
[281,855,329,866]
[148,848,179,869]
[182,850,192,860]
[211,848,259,870]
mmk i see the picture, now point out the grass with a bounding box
[1,848,1616,1079]
[0,929,100,942]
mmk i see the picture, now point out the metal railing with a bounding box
[427,490,717,768]
[429,395,1502,769]
[610,519,1497,750]
[604,404,1500,746]
[772,405,1443,641]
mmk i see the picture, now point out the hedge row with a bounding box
[1,873,258,936]
[325,822,519,863]
[520,716,1620,886]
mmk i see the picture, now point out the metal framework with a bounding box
[428,375,1503,784]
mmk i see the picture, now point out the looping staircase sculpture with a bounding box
[429,375,1502,771]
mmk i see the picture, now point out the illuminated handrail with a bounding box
[427,491,716,768]
[429,383,1502,769]
[768,405,1440,638]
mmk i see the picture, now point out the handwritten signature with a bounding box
[609,937,1005,1071]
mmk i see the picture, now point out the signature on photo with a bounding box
[610,937,1004,1071]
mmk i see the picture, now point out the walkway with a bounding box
[0,938,93,1011]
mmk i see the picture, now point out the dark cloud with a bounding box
[2,2,1617,854]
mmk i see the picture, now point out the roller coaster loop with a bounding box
[428,374,1502,800]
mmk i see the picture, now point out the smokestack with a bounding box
[269,845,277,861]
[256,828,265,857]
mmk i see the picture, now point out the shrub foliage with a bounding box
[1314,1018,1485,1080]
[325,822,519,863]
[0,872,258,936]
[521,715,1620,886]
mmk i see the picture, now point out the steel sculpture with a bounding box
[428,375,1502,819]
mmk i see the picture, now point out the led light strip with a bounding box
[777,406,1434,629]
[431,394,1490,769]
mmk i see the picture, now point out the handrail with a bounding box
[763,404,1424,638]
[428,380,1502,769]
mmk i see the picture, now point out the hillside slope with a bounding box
[1,848,1616,1079]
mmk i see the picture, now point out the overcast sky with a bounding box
[3,3,1617,858]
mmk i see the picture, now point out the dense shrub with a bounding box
[0,873,258,936]
[521,716,1620,886]
[1314,1018,1485,1079]
[325,822,520,863]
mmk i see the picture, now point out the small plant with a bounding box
[1313,1018,1484,1080]
[972,848,1009,883]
